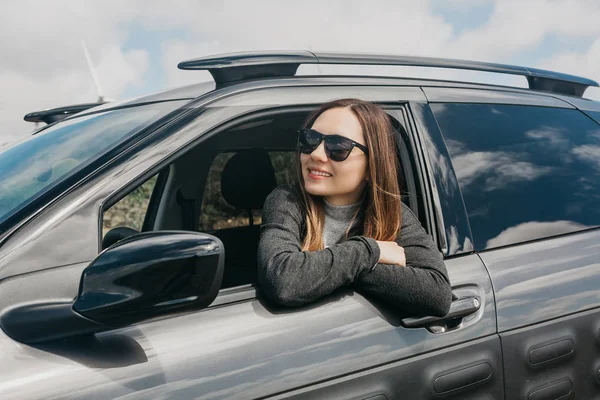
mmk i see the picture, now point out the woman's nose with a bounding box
[310,142,328,162]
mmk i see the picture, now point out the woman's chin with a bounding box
[304,181,330,196]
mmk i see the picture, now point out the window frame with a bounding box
[408,101,475,258]
[101,172,162,237]
[142,167,170,232]
[203,105,433,306]
[98,168,169,251]
[94,86,440,308]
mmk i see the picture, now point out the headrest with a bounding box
[221,149,277,210]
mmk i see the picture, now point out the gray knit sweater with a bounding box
[323,199,360,247]
[257,185,452,317]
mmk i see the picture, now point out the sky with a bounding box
[1,0,600,143]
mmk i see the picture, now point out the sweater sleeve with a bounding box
[257,186,380,307]
[353,203,453,317]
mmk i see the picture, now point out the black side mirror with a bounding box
[74,231,224,326]
[0,231,224,344]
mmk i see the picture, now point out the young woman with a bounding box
[257,99,452,317]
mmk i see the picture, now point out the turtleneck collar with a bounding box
[323,199,361,221]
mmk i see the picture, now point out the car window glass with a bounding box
[102,174,159,237]
[585,110,600,125]
[199,151,295,231]
[0,101,185,226]
[431,103,600,250]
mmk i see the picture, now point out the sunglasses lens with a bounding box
[326,136,354,161]
[298,129,321,154]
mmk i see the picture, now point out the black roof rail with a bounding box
[24,102,105,125]
[178,50,599,97]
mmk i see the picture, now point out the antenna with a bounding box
[81,39,104,102]
[308,44,323,76]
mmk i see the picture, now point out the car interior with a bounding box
[101,108,422,291]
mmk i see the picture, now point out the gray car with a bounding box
[1,51,600,399]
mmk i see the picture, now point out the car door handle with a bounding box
[400,297,481,329]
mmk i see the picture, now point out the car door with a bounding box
[427,87,600,399]
[0,83,500,400]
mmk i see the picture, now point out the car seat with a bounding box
[214,149,277,288]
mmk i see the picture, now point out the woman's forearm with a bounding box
[258,226,379,306]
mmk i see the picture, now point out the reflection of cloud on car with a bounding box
[485,220,590,249]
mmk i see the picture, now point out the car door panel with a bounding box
[271,336,503,400]
[481,229,600,399]
[0,254,496,400]
[501,309,599,399]
[480,229,600,331]
[265,255,501,400]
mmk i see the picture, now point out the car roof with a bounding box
[30,50,600,128]
[182,73,600,112]
[172,50,600,112]
[89,73,600,118]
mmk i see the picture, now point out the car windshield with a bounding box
[0,100,186,226]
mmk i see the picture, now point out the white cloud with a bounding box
[0,0,149,142]
[2,0,600,145]
[572,144,600,171]
[443,0,493,5]
[524,126,569,149]
[450,150,553,192]
[485,161,553,191]
[160,40,219,89]
[449,0,600,60]
[447,0,600,99]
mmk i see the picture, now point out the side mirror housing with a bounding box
[74,231,224,326]
[0,231,224,343]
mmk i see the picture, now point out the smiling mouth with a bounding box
[308,168,332,177]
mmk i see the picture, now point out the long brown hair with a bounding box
[297,99,402,251]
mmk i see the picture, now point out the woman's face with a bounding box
[300,107,368,205]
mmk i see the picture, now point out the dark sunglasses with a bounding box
[297,128,368,162]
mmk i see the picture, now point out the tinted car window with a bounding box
[585,110,600,125]
[0,101,185,226]
[431,103,600,250]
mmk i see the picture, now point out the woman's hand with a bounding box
[375,241,406,266]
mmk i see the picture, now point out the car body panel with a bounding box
[500,307,600,399]
[0,83,498,399]
[425,92,600,397]
[0,255,495,400]
[272,335,504,400]
[422,86,575,108]
[480,228,600,332]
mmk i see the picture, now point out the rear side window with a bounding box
[585,110,600,125]
[431,103,600,250]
